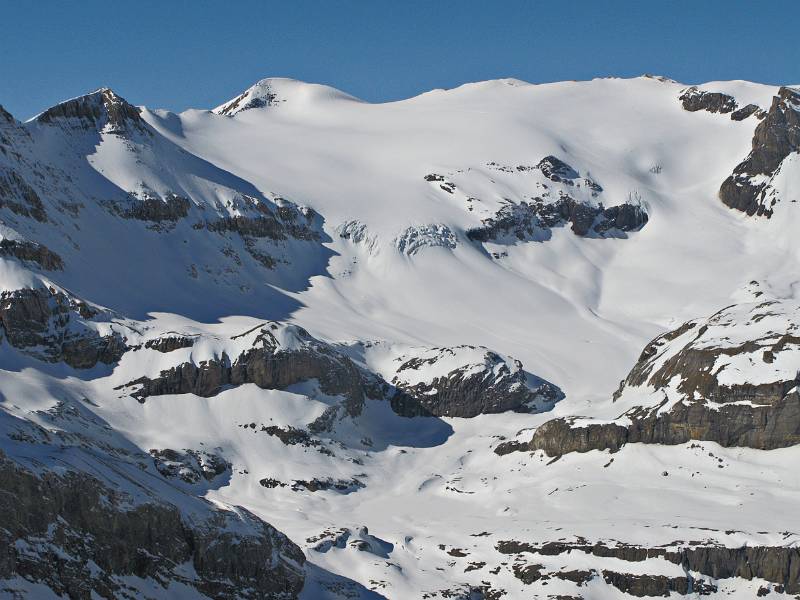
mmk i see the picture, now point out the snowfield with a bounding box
[0,74,799,598]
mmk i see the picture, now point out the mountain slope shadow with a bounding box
[18,90,337,322]
[301,562,389,600]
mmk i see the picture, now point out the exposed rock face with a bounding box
[0,451,305,599]
[537,155,580,182]
[215,80,280,116]
[118,193,191,222]
[387,346,563,418]
[261,477,365,493]
[719,86,800,216]
[150,448,230,483]
[495,416,628,456]
[124,332,562,424]
[36,88,146,136]
[120,324,383,428]
[0,287,126,369]
[0,238,63,270]
[467,197,648,243]
[499,300,800,456]
[0,168,47,222]
[0,104,13,124]
[201,201,322,268]
[730,103,763,121]
[144,334,196,352]
[497,539,800,594]
[205,206,320,241]
[679,86,737,114]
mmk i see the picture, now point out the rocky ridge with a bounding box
[498,299,800,457]
[719,86,800,216]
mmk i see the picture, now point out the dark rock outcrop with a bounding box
[466,197,648,243]
[150,448,230,483]
[120,325,383,427]
[679,86,737,114]
[719,87,800,216]
[144,335,196,352]
[730,103,763,121]
[216,83,279,116]
[258,477,365,493]
[500,300,800,456]
[0,287,125,369]
[601,571,716,596]
[0,451,305,599]
[200,201,321,268]
[537,155,579,182]
[497,539,800,593]
[0,104,13,124]
[0,238,63,270]
[506,390,800,457]
[118,193,191,222]
[0,168,47,222]
[388,346,563,418]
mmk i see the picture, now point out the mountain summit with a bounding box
[34,87,145,134]
[213,77,360,116]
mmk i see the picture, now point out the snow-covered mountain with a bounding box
[1,74,800,599]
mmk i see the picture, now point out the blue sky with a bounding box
[1,0,796,119]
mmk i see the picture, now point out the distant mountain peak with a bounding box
[0,103,15,123]
[213,77,360,116]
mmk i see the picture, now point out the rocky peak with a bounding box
[0,104,14,124]
[214,79,282,116]
[744,86,800,175]
[35,87,146,135]
[719,86,800,216]
[213,78,358,116]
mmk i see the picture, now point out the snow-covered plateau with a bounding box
[1,75,800,599]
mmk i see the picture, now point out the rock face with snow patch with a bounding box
[465,156,647,244]
[121,323,385,431]
[678,86,737,114]
[500,300,800,456]
[0,450,305,599]
[387,346,563,418]
[35,88,147,135]
[467,196,648,243]
[719,86,800,216]
[0,286,126,369]
[215,80,281,116]
[496,538,800,594]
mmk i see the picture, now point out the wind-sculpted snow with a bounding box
[2,75,800,598]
